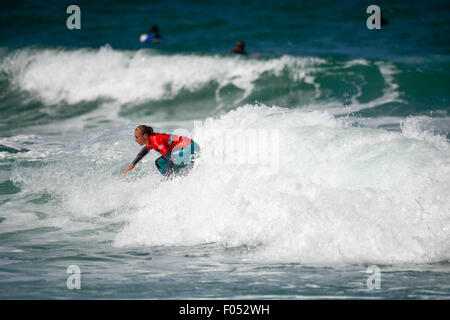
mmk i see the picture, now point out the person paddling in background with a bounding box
[123,125,200,177]
[149,24,162,42]
[140,24,162,43]
[229,40,260,58]
[230,40,247,55]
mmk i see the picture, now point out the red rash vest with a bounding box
[145,133,192,156]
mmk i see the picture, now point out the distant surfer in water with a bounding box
[140,24,162,43]
[123,125,200,177]
[230,40,247,55]
[229,40,260,58]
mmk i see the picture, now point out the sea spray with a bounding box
[9,104,449,265]
[112,105,450,265]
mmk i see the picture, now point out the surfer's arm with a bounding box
[123,147,150,174]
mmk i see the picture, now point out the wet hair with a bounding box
[135,125,155,136]
[150,25,160,35]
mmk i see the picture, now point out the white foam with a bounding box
[343,59,371,68]
[0,135,59,160]
[111,104,450,265]
[400,116,449,148]
[8,105,450,265]
[0,47,325,107]
[0,48,410,129]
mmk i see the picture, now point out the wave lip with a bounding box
[3,46,440,131]
[0,46,325,107]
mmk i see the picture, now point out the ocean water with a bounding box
[0,0,449,299]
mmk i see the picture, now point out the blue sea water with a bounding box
[0,0,449,299]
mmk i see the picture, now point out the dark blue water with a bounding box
[2,0,450,57]
[0,0,449,299]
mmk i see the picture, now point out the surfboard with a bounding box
[139,34,149,43]
[139,34,162,43]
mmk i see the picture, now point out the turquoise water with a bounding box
[0,0,449,299]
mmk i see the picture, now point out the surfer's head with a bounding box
[134,125,154,145]
[236,41,245,49]
[150,25,160,36]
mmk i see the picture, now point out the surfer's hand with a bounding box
[122,164,135,174]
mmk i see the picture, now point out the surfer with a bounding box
[149,25,162,42]
[122,125,200,177]
[230,40,247,55]
[140,24,162,43]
